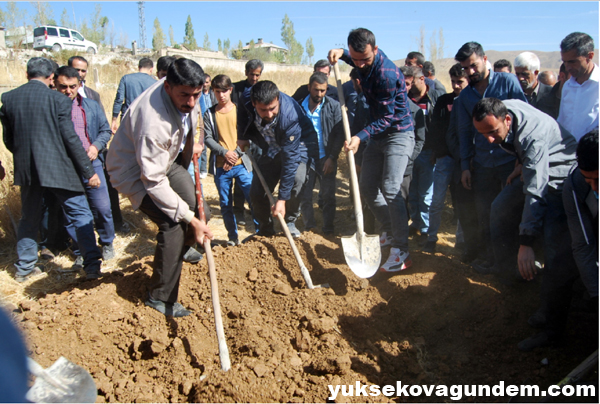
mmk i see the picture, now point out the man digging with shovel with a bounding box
[329,28,415,272]
[106,58,213,317]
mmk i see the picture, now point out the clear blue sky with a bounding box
[5,1,599,62]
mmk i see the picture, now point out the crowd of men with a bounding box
[0,28,597,350]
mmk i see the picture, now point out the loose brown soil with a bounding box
[3,165,598,403]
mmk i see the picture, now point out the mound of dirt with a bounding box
[13,232,598,402]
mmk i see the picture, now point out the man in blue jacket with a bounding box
[238,80,318,238]
[55,66,115,262]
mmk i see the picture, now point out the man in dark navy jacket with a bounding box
[55,66,116,262]
[238,80,318,238]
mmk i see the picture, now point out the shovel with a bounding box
[193,154,231,372]
[332,62,382,278]
[26,356,97,403]
[246,151,328,289]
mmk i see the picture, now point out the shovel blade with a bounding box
[26,357,97,403]
[341,232,381,278]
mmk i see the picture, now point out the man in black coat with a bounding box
[0,57,103,282]
[291,59,339,103]
[68,56,102,106]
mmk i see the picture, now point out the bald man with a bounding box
[539,70,557,86]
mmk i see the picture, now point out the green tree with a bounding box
[230,39,244,60]
[223,38,231,57]
[305,37,314,65]
[217,38,222,52]
[203,32,211,51]
[31,1,55,26]
[183,15,197,50]
[59,7,72,27]
[152,17,165,51]
[169,25,175,46]
[281,14,303,64]
[79,4,108,44]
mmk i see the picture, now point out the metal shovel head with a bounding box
[341,232,381,278]
[26,356,97,403]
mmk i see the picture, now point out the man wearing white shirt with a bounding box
[557,32,599,140]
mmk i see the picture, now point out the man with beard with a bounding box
[514,52,552,109]
[329,28,415,272]
[298,72,344,235]
[453,41,527,273]
[106,58,213,317]
[237,80,318,238]
[557,32,599,141]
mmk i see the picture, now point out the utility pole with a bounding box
[138,1,146,50]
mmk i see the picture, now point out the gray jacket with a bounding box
[203,104,252,174]
[563,166,598,297]
[500,99,578,244]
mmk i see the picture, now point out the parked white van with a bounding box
[33,26,98,54]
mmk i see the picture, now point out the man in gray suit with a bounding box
[0,57,103,282]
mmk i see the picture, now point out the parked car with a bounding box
[33,25,98,54]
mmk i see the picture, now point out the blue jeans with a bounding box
[427,155,455,242]
[67,159,115,255]
[214,164,257,241]
[408,149,435,233]
[16,173,101,276]
[359,131,415,251]
[300,157,337,233]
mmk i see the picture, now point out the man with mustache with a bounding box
[453,41,527,273]
[106,58,213,317]
[514,51,552,109]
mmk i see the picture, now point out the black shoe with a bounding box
[517,332,555,352]
[460,248,478,264]
[416,233,428,247]
[423,240,436,253]
[116,222,131,235]
[235,214,246,227]
[84,271,104,281]
[39,248,55,261]
[472,258,497,275]
[226,239,239,247]
[454,241,465,251]
[182,246,203,264]
[145,298,191,317]
[15,266,43,283]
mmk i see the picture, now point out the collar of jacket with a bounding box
[160,83,197,168]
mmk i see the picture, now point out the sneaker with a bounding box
[39,248,55,260]
[102,244,115,261]
[380,232,393,248]
[15,266,43,283]
[423,240,436,253]
[380,248,412,273]
[287,222,301,239]
[145,297,191,317]
[72,255,84,270]
[182,246,203,264]
[84,271,103,281]
[226,239,239,247]
[199,172,208,179]
[235,214,246,227]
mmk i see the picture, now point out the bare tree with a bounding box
[118,29,129,49]
[429,29,438,64]
[107,20,116,51]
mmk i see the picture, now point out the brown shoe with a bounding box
[40,248,55,260]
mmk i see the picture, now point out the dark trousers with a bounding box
[453,179,481,255]
[138,161,197,303]
[249,153,307,236]
[16,170,101,276]
[39,190,70,252]
[472,160,516,262]
[300,156,337,233]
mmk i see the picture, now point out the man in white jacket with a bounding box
[107,58,213,317]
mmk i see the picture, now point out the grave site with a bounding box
[1,160,597,403]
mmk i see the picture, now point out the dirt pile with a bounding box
[13,232,598,402]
